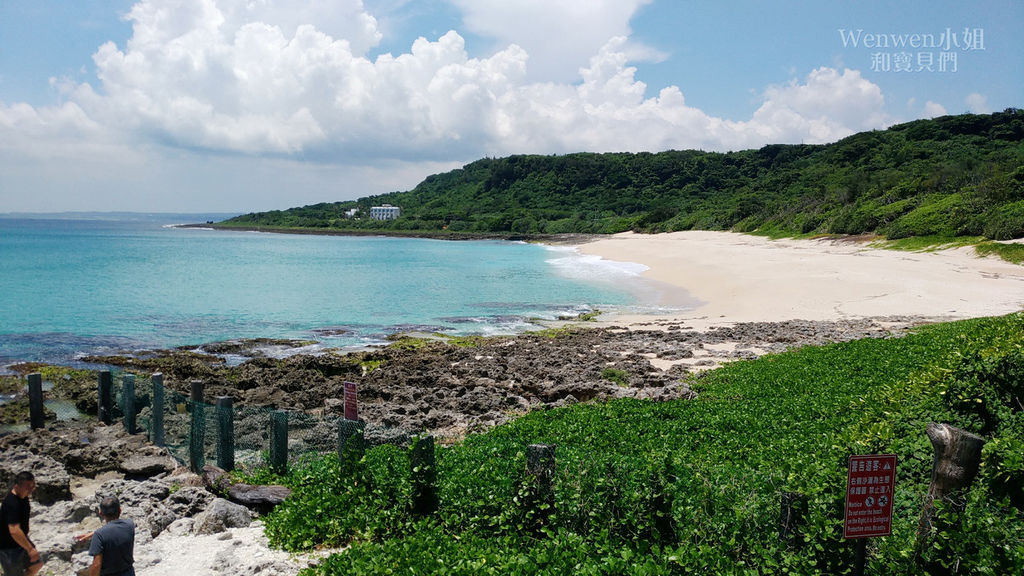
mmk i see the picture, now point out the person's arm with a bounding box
[6,524,39,564]
[88,553,102,576]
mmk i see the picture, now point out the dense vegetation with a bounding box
[224,110,1024,241]
[248,313,1024,575]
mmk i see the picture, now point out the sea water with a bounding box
[0,215,654,367]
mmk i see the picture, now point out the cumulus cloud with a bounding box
[449,0,659,83]
[965,92,989,114]
[0,0,900,211]
[923,100,947,118]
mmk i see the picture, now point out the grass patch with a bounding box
[976,242,1024,265]
[871,234,986,252]
[600,367,630,387]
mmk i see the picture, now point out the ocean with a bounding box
[0,214,657,368]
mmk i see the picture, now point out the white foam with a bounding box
[544,245,649,285]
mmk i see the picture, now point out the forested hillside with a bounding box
[224,110,1024,240]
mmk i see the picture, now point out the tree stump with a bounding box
[916,422,985,552]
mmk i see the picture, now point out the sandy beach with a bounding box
[578,231,1024,329]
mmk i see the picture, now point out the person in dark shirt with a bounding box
[0,471,43,576]
[75,496,135,576]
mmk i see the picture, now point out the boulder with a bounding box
[95,479,170,506]
[201,464,233,494]
[193,498,251,535]
[165,486,215,517]
[120,453,177,478]
[94,479,177,538]
[0,448,71,504]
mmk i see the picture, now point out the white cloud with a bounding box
[0,0,899,212]
[965,92,989,114]
[448,0,658,83]
[923,101,947,118]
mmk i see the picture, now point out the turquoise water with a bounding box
[0,215,646,366]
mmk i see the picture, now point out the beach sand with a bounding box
[577,231,1024,329]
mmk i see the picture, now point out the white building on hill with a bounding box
[370,204,401,220]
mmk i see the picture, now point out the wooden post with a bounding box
[151,373,165,447]
[526,444,556,531]
[526,443,556,502]
[779,491,807,550]
[98,370,113,424]
[411,435,438,516]
[916,422,985,551]
[337,419,366,466]
[216,397,235,472]
[122,374,136,434]
[270,410,288,474]
[27,373,44,430]
[189,380,206,472]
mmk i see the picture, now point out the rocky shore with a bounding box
[0,317,931,575]
[73,317,925,440]
[0,423,322,576]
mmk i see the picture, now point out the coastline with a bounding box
[574,231,1024,331]
[176,222,599,244]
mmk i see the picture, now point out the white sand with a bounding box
[576,231,1024,329]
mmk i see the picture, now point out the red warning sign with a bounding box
[343,381,358,421]
[844,454,897,539]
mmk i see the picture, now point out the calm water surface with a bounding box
[0,216,652,367]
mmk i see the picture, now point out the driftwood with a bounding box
[916,422,985,552]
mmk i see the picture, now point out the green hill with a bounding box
[223,109,1024,240]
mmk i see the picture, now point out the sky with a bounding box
[0,0,1021,213]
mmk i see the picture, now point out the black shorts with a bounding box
[0,547,40,576]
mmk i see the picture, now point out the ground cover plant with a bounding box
[253,313,1024,574]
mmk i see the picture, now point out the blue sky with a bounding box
[1,0,1021,213]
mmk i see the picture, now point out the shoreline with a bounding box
[175,222,600,244]
[574,231,1024,331]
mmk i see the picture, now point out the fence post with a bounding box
[151,373,165,447]
[270,410,289,474]
[916,422,985,556]
[98,370,113,424]
[527,443,556,497]
[411,435,438,517]
[189,380,206,473]
[27,373,44,430]
[122,374,137,434]
[337,419,366,467]
[779,491,807,550]
[216,397,235,472]
[526,443,556,530]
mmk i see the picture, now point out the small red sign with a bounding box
[343,381,358,421]
[844,454,897,539]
